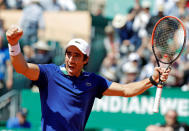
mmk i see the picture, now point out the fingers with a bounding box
[155,67,171,74]
[157,67,171,82]
[7,25,23,36]
[160,73,169,81]
[6,25,23,45]
[153,67,171,82]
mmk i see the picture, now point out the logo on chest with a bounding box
[85,82,92,87]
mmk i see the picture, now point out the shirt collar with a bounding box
[60,66,68,75]
[60,64,87,77]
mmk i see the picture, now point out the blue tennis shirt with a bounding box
[34,64,112,131]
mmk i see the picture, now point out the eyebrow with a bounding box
[66,51,81,56]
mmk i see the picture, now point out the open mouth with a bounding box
[68,65,75,70]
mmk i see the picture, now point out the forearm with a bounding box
[10,53,28,74]
[104,67,170,97]
[122,78,153,97]
[104,78,154,97]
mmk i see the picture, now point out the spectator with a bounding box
[113,8,141,51]
[168,0,189,18]
[103,25,120,57]
[160,110,189,131]
[20,0,45,45]
[0,18,6,37]
[0,0,7,9]
[133,1,151,39]
[0,35,13,96]
[6,108,31,129]
[146,5,164,36]
[120,61,139,84]
[99,52,118,82]
[139,54,156,80]
[40,0,62,11]
[146,110,189,131]
[153,0,177,16]
[58,0,76,11]
[23,40,53,64]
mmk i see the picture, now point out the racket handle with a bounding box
[153,84,163,113]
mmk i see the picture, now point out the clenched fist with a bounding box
[6,25,23,46]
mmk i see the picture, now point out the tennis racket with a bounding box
[151,16,186,113]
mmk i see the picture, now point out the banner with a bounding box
[86,88,189,130]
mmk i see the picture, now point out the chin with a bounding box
[68,69,76,76]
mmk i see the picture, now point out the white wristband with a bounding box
[8,43,21,56]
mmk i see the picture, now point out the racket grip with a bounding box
[153,85,163,113]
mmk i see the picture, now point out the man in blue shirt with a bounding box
[0,35,13,96]
[6,108,31,129]
[6,25,170,131]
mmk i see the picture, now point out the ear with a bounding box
[84,57,89,64]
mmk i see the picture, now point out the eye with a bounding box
[75,53,81,58]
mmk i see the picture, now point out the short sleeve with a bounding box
[33,64,56,88]
[94,74,112,99]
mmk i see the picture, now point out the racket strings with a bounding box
[153,18,184,63]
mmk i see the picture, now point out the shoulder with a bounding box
[38,64,60,75]
[39,64,58,70]
[88,72,112,85]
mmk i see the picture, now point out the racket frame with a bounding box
[151,16,186,113]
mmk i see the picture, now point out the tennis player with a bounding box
[6,25,170,131]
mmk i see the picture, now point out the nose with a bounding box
[68,55,76,63]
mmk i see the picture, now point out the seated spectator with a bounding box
[6,108,31,129]
[120,61,139,84]
[112,11,141,52]
[146,109,189,131]
[161,110,189,131]
[23,40,53,64]
[133,1,151,39]
[146,5,164,37]
[116,52,141,82]
[0,35,13,96]
[104,25,120,58]
[99,52,118,82]
[139,54,156,80]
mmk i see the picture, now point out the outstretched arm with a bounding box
[6,25,40,81]
[103,67,170,97]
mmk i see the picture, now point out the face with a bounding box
[16,112,26,124]
[165,110,177,126]
[65,46,88,77]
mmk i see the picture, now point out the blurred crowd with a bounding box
[0,0,189,96]
[0,0,188,130]
[99,0,189,93]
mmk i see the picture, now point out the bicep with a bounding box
[24,63,40,81]
[103,82,125,96]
